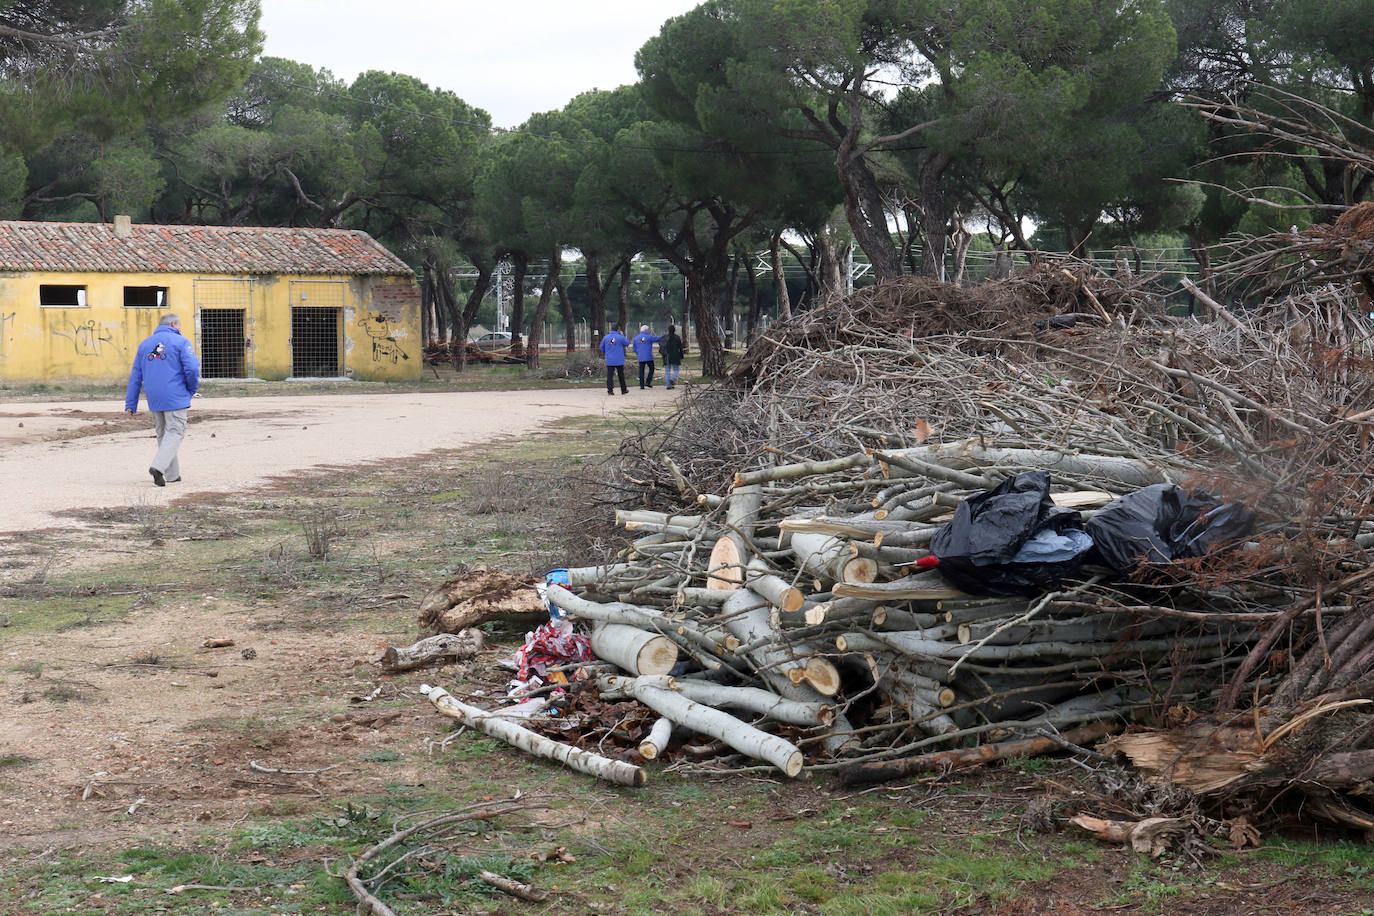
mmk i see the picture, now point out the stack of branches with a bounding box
[1184,84,1374,301]
[571,266,1374,830]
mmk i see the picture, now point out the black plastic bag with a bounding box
[930,470,1093,596]
[1085,483,1253,575]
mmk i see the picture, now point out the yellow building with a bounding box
[0,216,421,385]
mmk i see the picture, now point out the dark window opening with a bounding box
[124,286,167,308]
[40,284,86,307]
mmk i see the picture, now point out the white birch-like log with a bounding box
[420,684,645,786]
[744,557,805,613]
[831,570,965,601]
[616,509,705,531]
[673,678,835,727]
[706,534,745,590]
[591,623,680,676]
[885,443,1166,489]
[600,675,804,777]
[707,484,764,589]
[722,589,840,696]
[837,630,1244,663]
[789,531,878,584]
[564,563,635,586]
[545,584,703,641]
[734,452,871,487]
[380,630,484,673]
[639,716,673,759]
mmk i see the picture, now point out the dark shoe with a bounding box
[166,477,181,483]
[621,389,629,394]
[149,467,165,487]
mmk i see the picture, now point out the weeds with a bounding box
[300,507,344,558]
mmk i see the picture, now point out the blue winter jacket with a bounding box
[125,325,200,412]
[632,332,662,361]
[599,330,630,366]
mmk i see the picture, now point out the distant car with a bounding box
[472,331,512,351]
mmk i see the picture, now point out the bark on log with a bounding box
[380,630,484,673]
[421,684,645,786]
[418,569,546,634]
[723,589,840,696]
[790,531,878,584]
[1069,814,1191,857]
[745,557,805,613]
[591,623,680,676]
[841,721,1118,786]
[479,870,548,902]
[673,678,835,727]
[600,675,804,777]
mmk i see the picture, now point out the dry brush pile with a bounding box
[546,260,1374,830]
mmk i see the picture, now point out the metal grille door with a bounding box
[200,309,246,378]
[194,279,253,378]
[291,307,343,377]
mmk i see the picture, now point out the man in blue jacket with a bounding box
[599,323,630,395]
[632,324,662,389]
[125,312,200,486]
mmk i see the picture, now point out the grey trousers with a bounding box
[150,409,187,481]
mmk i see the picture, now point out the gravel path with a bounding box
[0,386,674,532]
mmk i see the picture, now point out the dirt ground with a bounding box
[3,386,1373,914]
[0,385,675,532]
[0,386,676,856]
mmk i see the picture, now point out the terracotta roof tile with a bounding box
[0,220,413,276]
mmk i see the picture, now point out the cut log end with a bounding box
[706,536,744,590]
[841,557,879,584]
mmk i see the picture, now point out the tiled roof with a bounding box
[0,220,413,276]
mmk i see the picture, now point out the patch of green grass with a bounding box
[1253,839,1374,887]
[358,750,402,763]
[0,753,36,767]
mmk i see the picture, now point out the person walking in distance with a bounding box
[125,312,200,486]
[600,323,630,395]
[633,324,662,389]
[660,324,685,390]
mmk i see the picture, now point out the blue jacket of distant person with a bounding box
[633,331,662,361]
[599,330,630,366]
[125,325,201,412]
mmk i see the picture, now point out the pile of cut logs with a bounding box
[529,439,1261,784]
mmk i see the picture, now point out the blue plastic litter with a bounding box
[544,568,571,620]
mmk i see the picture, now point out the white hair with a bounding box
[640,324,650,332]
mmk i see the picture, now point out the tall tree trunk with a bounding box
[616,259,630,332]
[721,255,740,345]
[1187,234,1214,310]
[817,233,842,301]
[770,232,791,321]
[834,86,903,283]
[781,237,819,310]
[557,278,575,352]
[949,210,973,286]
[456,261,494,372]
[586,254,605,346]
[526,247,561,370]
[685,267,727,378]
[509,252,528,359]
[745,251,761,342]
[919,152,951,280]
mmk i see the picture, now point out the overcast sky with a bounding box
[258,1,702,129]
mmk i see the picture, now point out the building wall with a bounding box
[0,270,420,384]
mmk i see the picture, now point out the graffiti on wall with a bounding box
[357,312,409,364]
[53,318,117,357]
